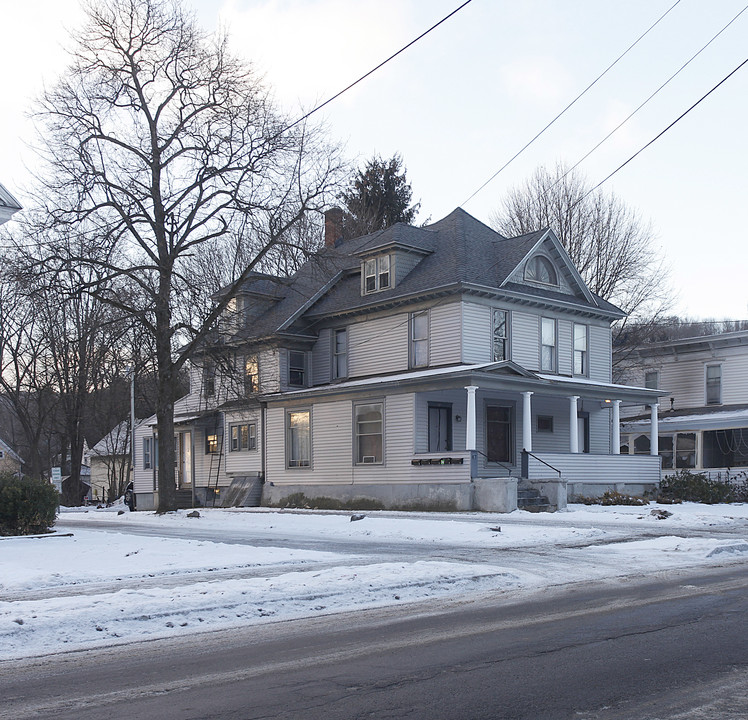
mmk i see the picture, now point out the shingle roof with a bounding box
[0,182,22,225]
[232,208,620,341]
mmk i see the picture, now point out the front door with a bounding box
[577,413,590,454]
[176,431,192,488]
[486,405,513,463]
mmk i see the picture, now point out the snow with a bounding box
[1,503,746,660]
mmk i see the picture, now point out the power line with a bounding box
[283,0,474,134]
[549,4,748,194]
[460,0,682,207]
[577,55,748,205]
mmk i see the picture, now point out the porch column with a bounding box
[465,385,478,451]
[522,391,533,452]
[569,395,579,453]
[611,400,621,454]
[650,403,659,456]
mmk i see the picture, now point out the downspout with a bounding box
[261,402,267,488]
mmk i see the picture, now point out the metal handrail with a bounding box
[523,449,562,479]
[474,449,514,477]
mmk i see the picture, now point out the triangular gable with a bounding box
[500,230,596,306]
[477,360,540,379]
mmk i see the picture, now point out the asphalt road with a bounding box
[3,564,746,720]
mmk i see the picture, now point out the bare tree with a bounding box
[29,0,342,511]
[491,163,671,324]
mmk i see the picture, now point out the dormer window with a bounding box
[525,255,558,286]
[363,255,391,294]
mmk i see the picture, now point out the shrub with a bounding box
[0,474,59,535]
[272,492,385,511]
[657,470,737,504]
[576,490,649,506]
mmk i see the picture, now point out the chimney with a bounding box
[324,207,344,248]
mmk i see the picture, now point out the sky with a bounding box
[2,503,747,659]
[1,0,747,319]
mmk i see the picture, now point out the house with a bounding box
[133,208,662,512]
[0,182,22,225]
[87,420,140,503]
[0,435,24,477]
[618,330,748,479]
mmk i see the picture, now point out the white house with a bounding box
[133,208,661,512]
[0,182,22,226]
[618,330,748,479]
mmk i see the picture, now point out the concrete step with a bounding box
[517,485,552,512]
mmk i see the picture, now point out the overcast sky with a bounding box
[2,0,747,319]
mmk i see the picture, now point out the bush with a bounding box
[272,492,385,511]
[0,474,59,535]
[657,470,737,504]
[576,490,649,506]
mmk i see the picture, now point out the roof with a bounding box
[623,404,748,432]
[0,436,24,464]
[89,420,144,457]
[0,182,22,225]
[222,208,621,344]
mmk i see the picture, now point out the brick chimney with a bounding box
[324,207,344,247]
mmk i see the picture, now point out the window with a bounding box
[244,355,259,395]
[410,311,429,368]
[492,309,509,361]
[486,405,513,463]
[659,435,674,469]
[540,318,556,372]
[428,404,452,452]
[645,370,659,389]
[676,433,696,468]
[143,437,152,469]
[573,323,588,376]
[537,415,554,433]
[525,256,558,285]
[706,364,721,405]
[333,329,347,379]
[230,423,256,452]
[289,351,306,387]
[287,410,311,468]
[205,431,219,454]
[363,255,391,294]
[355,402,383,464]
[203,359,216,397]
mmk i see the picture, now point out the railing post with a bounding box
[522,391,533,452]
[611,400,621,454]
[465,385,479,479]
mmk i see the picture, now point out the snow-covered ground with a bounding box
[1,503,746,661]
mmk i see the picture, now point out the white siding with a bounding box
[259,347,280,394]
[512,311,539,369]
[462,302,491,363]
[348,313,409,376]
[430,302,462,366]
[266,406,289,482]
[558,319,572,376]
[589,323,612,382]
[224,409,263,476]
[311,401,353,482]
[312,329,332,385]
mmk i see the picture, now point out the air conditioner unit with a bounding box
[362,456,376,464]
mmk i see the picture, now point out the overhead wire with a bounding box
[460,0,683,207]
[547,4,748,194]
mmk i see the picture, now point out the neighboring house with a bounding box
[0,182,22,225]
[133,208,661,512]
[618,330,748,479]
[0,435,24,476]
[88,420,140,502]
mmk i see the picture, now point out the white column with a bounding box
[465,385,479,451]
[522,391,533,452]
[650,403,659,456]
[569,395,579,453]
[612,400,621,454]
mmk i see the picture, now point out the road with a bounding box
[3,564,746,720]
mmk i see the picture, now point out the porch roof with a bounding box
[623,404,748,433]
[263,362,660,403]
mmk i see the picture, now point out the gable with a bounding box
[502,230,596,305]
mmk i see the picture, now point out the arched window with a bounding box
[525,255,557,286]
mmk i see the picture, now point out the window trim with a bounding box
[573,323,588,377]
[362,254,392,294]
[244,355,259,395]
[354,401,384,465]
[492,308,510,362]
[524,255,558,287]
[540,317,557,372]
[286,408,312,469]
[705,363,722,405]
[143,436,152,469]
[229,422,257,452]
[203,359,216,397]
[332,328,348,380]
[644,369,659,390]
[537,415,554,433]
[410,310,429,369]
[205,430,220,455]
[427,402,453,452]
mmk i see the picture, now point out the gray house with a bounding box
[0,182,22,226]
[133,208,661,511]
